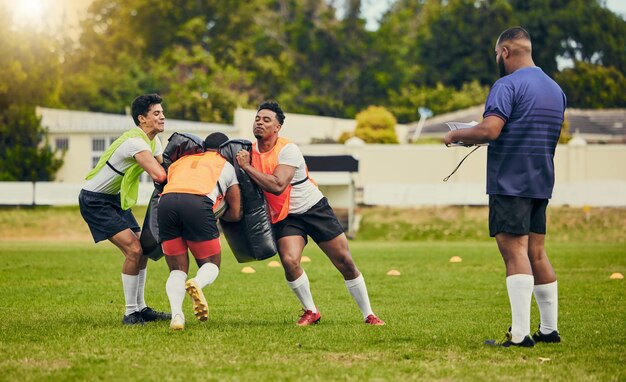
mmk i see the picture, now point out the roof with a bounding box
[36,107,236,134]
[407,105,626,143]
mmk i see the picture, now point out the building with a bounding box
[38,107,237,183]
[407,105,626,144]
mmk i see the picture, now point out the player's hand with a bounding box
[443,132,455,146]
[235,149,251,169]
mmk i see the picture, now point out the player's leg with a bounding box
[164,244,189,331]
[132,231,170,322]
[308,197,383,325]
[181,194,221,322]
[277,235,320,325]
[109,228,145,325]
[186,239,221,322]
[485,195,535,346]
[527,198,560,342]
[318,234,384,325]
[158,193,188,330]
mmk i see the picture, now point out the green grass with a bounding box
[0,240,624,381]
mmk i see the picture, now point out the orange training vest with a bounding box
[162,152,226,200]
[252,138,315,223]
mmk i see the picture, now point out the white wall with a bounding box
[2,144,625,208]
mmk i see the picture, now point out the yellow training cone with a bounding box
[301,256,311,263]
[267,261,281,268]
[449,256,462,263]
[241,266,256,274]
[387,270,401,276]
[609,272,624,280]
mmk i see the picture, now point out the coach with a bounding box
[444,27,565,347]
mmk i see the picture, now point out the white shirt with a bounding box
[206,161,239,203]
[83,130,164,194]
[271,142,324,214]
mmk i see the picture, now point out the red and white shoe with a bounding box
[296,309,321,326]
[365,314,385,326]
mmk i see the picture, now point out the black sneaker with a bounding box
[140,306,171,322]
[532,325,561,343]
[485,330,535,347]
[122,311,145,325]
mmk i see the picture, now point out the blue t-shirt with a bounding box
[484,67,566,199]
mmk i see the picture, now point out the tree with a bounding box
[555,62,626,108]
[351,106,399,143]
[0,6,64,181]
[0,105,64,181]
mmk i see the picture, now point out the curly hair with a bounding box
[131,93,163,126]
[258,101,285,125]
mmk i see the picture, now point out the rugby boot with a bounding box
[532,324,561,343]
[169,314,185,331]
[296,309,321,326]
[140,306,171,322]
[185,279,208,321]
[365,314,385,326]
[122,311,145,325]
[485,329,535,347]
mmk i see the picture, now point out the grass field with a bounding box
[0,207,625,381]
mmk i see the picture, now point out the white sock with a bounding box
[534,281,558,334]
[194,263,220,289]
[166,270,187,318]
[344,274,374,319]
[286,271,317,313]
[506,274,534,342]
[121,273,139,316]
[136,268,147,311]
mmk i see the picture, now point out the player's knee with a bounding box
[280,256,300,274]
[125,243,143,262]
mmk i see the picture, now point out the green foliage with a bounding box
[0,106,64,181]
[353,106,398,143]
[555,62,626,108]
[388,81,490,123]
[559,113,572,144]
[3,0,625,130]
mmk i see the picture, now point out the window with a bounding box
[89,136,152,182]
[91,136,118,170]
[55,137,69,151]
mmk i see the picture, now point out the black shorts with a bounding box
[273,197,345,244]
[158,193,219,242]
[78,189,140,243]
[489,194,548,237]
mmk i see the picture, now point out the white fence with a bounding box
[2,145,626,208]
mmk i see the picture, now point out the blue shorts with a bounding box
[79,189,140,243]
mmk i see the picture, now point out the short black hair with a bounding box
[204,132,229,150]
[131,93,162,126]
[258,101,285,125]
[498,26,531,44]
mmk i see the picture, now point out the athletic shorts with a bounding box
[157,193,219,243]
[273,197,345,244]
[489,194,548,237]
[78,189,140,243]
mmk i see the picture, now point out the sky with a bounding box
[2,0,624,32]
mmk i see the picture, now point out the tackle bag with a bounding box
[140,132,204,261]
[218,139,277,263]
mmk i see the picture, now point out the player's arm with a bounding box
[444,115,505,146]
[221,184,242,222]
[155,154,163,164]
[135,150,167,183]
[235,150,295,195]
